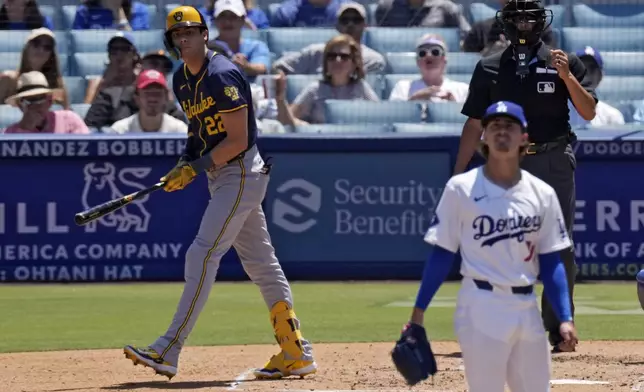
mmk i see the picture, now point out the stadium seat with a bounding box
[393,122,463,133]
[295,124,392,133]
[284,74,383,102]
[73,53,107,77]
[62,4,157,30]
[469,2,565,29]
[426,102,466,124]
[63,76,88,104]
[324,100,424,124]
[0,105,23,129]
[366,27,460,54]
[266,28,338,56]
[0,52,69,76]
[596,77,644,101]
[0,30,68,54]
[367,3,377,25]
[70,30,164,53]
[40,5,63,30]
[572,4,644,27]
[208,28,266,42]
[601,52,644,76]
[562,28,644,52]
[385,52,481,74]
[381,74,472,99]
[71,103,91,119]
[267,3,281,25]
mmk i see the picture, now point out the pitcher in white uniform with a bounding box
[404,100,578,391]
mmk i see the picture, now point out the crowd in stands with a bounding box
[0,0,643,135]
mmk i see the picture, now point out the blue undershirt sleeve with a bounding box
[414,246,456,311]
[539,251,573,322]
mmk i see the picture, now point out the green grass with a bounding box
[0,282,641,353]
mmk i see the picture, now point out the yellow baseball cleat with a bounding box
[254,351,318,379]
[124,345,177,380]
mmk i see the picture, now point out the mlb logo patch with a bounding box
[537,82,555,94]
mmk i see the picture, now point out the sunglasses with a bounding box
[20,96,49,106]
[326,52,352,62]
[31,39,54,51]
[417,46,445,58]
[339,16,364,25]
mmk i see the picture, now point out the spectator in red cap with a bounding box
[105,69,188,133]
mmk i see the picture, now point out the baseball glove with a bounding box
[391,323,438,386]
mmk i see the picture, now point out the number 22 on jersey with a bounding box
[205,113,225,135]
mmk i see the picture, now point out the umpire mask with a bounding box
[497,0,552,76]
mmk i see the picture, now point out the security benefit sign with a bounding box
[0,159,208,282]
[264,152,451,263]
[573,161,644,279]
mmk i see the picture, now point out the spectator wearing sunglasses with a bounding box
[277,34,379,126]
[568,47,624,128]
[389,34,468,102]
[3,71,88,134]
[84,32,185,129]
[375,0,470,33]
[212,0,270,82]
[463,0,553,55]
[272,0,350,27]
[272,3,385,75]
[0,28,68,108]
[84,32,139,105]
[72,0,149,31]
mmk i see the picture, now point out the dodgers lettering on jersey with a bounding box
[424,167,571,286]
[173,50,257,160]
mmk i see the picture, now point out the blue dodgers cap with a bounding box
[482,101,528,132]
[575,46,603,69]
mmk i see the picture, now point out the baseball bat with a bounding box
[74,182,165,226]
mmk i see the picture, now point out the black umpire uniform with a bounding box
[455,0,598,351]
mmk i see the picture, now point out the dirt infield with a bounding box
[1,341,643,392]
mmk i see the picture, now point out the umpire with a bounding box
[453,0,597,353]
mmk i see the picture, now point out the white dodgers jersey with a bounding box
[424,167,572,286]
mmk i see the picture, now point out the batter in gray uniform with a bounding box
[123,5,317,381]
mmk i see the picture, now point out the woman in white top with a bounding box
[389,33,469,103]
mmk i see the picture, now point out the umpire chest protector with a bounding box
[478,43,576,143]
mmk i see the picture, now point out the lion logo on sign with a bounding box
[81,162,152,233]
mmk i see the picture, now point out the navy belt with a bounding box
[473,279,533,295]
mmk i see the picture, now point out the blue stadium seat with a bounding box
[367,3,377,25]
[72,53,107,77]
[0,52,69,76]
[562,28,644,52]
[366,27,460,54]
[573,4,644,27]
[63,76,88,104]
[324,100,424,124]
[266,28,338,56]
[426,102,466,124]
[596,77,644,101]
[208,28,266,42]
[393,122,462,133]
[62,4,157,30]
[285,74,383,102]
[267,3,281,24]
[386,52,481,74]
[469,2,565,29]
[602,52,644,76]
[71,103,91,119]
[40,5,62,30]
[382,74,471,99]
[0,105,23,129]
[70,30,164,53]
[295,124,392,133]
[0,30,68,54]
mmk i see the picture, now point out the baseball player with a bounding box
[123,5,317,380]
[396,101,578,391]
